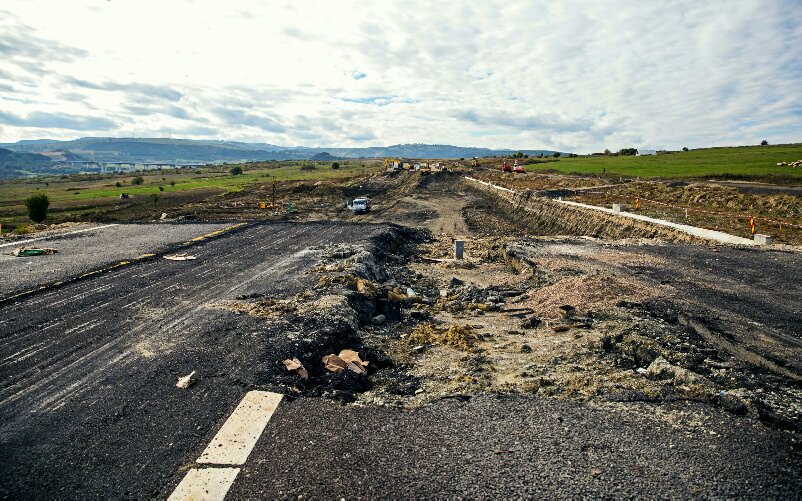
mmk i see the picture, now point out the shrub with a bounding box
[25,193,49,223]
[230,166,243,175]
[14,224,32,235]
[300,164,316,171]
[170,181,176,187]
[760,139,768,146]
[331,162,340,169]
[158,186,164,191]
[552,152,561,158]
[115,181,122,187]
[682,147,689,152]
[132,176,144,185]
[149,193,160,206]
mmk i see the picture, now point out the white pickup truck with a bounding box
[347,197,371,214]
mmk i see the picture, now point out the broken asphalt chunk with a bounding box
[282,358,309,380]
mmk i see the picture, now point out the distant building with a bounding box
[636,149,656,156]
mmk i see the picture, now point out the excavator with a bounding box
[513,159,526,173]
[501,159,512,172]
[384,158,402,171]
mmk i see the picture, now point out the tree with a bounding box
[682,146,689,152]
[230,166,243,175]
[760,140,768,146]
[618,148,638,156]
[149,193,160,206]
[603,149,611,156]
[552,152,561,158]
[115,181,122,187]
[132,176,144,185]
[300,164,316,171]
[25,193,49,223]
[331,162,340,169]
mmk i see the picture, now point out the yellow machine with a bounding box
[384,158,402,171]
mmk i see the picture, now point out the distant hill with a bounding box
[0,137,563,178]
[0,148,59,177]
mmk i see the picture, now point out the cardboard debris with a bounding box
[176,371,197,389]
[13,247,58,257]
[322,349,369,375]
[164,253,197,261]
[282,358,309,379]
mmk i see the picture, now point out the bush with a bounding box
[14,224,32,235]
[25,193,49,223]
[132,176,144,185]
[149,193,160,206]
[230,166,243,175]
[331,162,340,169]
[552,152,561,158]
[158,186,164,191]
[115,181,122,187]
[682,147,689,152]
[761,139,768,146]
[300,164,316,172]
[170,181,176,187]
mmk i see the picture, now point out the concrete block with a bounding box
[454,240,464,260]
[612,204,626,212]
[753,234,772,245]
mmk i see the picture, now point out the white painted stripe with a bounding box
[168,467,240,501]
[197,391,283,465]
[0,224,119,248]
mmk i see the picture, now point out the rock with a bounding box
[646,356,711,385]
[371,314,387,326]
[520,344,532,353]
[449,277,464,287]
[718,393,748,415]
[521,316,542,329]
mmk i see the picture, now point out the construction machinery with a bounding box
[513,159,526,173]
[384,158,402,171]
[501,159,512,172]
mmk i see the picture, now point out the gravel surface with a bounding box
[233,395,802,498]
[0,222,232,298]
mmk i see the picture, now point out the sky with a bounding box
[0,0,801,153]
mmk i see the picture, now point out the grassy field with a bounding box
[0,160,378,230]
[523,144,802,181]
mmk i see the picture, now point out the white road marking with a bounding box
[0,224,119,248]
[168,467,241,501]
[169,391,283,500]
[197,390,283,465]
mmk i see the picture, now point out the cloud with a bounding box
[61,77,183,102]
[0,0,800,150]
[211,108,286,132]
[0,110,116,131]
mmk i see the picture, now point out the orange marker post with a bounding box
[749,216,756,235]
[635,197,640,210]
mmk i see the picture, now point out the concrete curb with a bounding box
[464,176,759,246]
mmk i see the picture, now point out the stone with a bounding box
[371,314,387,326]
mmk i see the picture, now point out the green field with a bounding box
[0,161,376,205]
[524,144,802,181]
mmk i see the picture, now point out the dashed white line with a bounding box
[197,391,283,465]
[168,467,241,501]
[169,391,283,501]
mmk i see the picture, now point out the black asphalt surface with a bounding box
[1,223,800,498]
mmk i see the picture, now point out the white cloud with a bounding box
[0,0,800,151]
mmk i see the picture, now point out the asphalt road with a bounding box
[1,223,800,498]
[0,222,233,298]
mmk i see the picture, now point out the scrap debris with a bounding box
[164,253,197,261]
[322,349,369,375]
[282,358,309,379]
[176,371,197,389]
[12,247,58,257]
